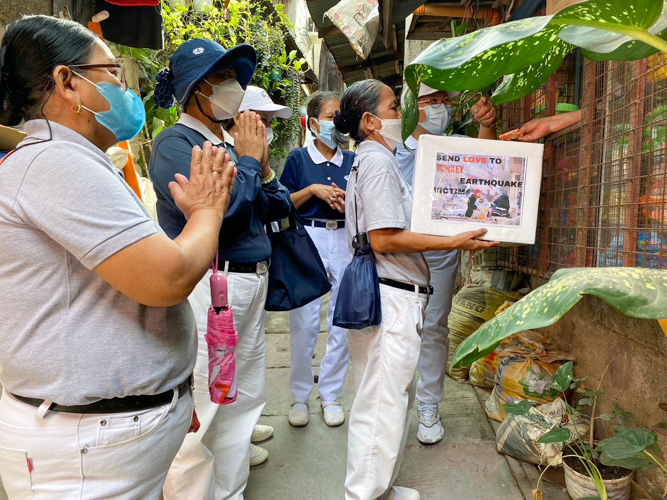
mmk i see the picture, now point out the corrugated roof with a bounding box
[307,0,425,86]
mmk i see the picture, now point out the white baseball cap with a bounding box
[239,85,292,119]
[419,83,459,100]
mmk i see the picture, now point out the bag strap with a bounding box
[352,166,360,236]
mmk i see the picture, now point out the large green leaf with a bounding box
[555,0,667,60]
[452,268,667,369]
[402,0,667,136]
[597,429,658,459]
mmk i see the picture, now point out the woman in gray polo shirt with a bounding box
[0,16,237,498]
[332,79,498,500]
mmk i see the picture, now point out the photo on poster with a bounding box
[430,151,527,226]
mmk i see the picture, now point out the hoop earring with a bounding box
[72,94,82,114]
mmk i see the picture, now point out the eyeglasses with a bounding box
[70,63,128,91]
[417,99,447,108]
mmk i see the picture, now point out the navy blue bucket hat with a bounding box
[154,39,256,109]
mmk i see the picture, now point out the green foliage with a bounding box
[402,0,667,137]
[598,428,662,470]
[537,428,572,444]
[502,400,533,415]
[452,268,667,369]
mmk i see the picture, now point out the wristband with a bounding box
[261,170,276,185]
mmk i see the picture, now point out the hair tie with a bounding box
[333,110,350,135]
[154,68,175,109]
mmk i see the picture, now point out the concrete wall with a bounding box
[0,0,53,29]
[403,16,435,67]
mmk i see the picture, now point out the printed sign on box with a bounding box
[411,135,544,244]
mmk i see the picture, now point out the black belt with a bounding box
[224,260,269,274]
[306,219,345,230]
[10,377,191,414]
[379,278,433,295]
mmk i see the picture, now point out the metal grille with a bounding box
[498,51,667,276]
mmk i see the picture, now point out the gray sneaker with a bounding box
[416,401,444,444]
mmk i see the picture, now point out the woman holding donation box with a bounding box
[332,79,498,500]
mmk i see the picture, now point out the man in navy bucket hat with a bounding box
[150,39,292,500]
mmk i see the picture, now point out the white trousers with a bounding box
[416,250,459,404]
[345,284,427,500]
[289,225,350,403]
[0,386,192,499]
[163,270,268,500]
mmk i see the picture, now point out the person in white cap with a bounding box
[225,85,293,150]
[395,83,496,445]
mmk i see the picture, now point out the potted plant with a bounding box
[504,361,667,500]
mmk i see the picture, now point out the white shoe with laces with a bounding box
[321,401,345,427]
[288,402,309,427]
[251,424,274,443]
[386,486,420,500]
[417,401,444,444]
[249,444,269,466]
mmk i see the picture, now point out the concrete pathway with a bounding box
[246,307,527,500]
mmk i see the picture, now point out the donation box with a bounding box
[411,135,544,244]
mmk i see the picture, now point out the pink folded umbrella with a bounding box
[205,254,238,405]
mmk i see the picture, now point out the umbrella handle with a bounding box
[210,271,228,309]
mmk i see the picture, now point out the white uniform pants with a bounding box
[163,270,268,500]
[289,225,350,403]
[345,284,427,500]
[0,386,192,499]
[416,250,459,404]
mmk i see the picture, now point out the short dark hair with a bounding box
[333,79,384,146]
[0,15,97,126]
[305,91,339,133]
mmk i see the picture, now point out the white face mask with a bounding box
[200,79,246,120]
[266,128,274,145]
[421,104,453,135]
[370,114,403,151]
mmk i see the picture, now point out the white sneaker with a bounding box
[321,401,345,427]
[249,444,269,466]
[417,401,444,444]
[251,424,274,443]
[288,402,309,427]
[387,486,421,500]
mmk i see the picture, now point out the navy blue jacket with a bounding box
[150,123,291,263]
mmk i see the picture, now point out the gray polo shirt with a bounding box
[0,120,196,405]
[346,141,430,287]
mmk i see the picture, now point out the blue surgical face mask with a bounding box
[421,104,453,135]
[72,70,146,142]
[312,118,337,150]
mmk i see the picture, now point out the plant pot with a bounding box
[563,460,634,500]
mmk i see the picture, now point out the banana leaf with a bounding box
[451,268,667,369]
[402,0,667,137]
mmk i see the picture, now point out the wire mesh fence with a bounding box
[497,51,667,277]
